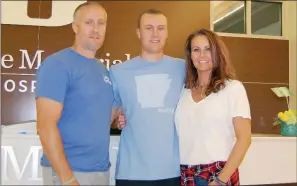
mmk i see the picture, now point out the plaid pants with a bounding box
[180,161,240,186]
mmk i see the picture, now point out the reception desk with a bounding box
[1,123,296,185]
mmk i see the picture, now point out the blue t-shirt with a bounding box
[109,55,186,180]
[35,48,114,172]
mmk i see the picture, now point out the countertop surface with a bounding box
[2,123,296,138]
[2,132,297,139]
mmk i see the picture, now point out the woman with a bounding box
[175,29,251,186]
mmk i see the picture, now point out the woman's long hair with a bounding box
[184,29,236,96]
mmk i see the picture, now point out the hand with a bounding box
[208,178,227,186]
[116,111,126,130]
[208,180,216,186]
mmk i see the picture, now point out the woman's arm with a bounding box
[217,117,252,183]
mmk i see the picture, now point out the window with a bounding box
[212,0,283,37]
[213,1,246,34]
[251,1,282,36]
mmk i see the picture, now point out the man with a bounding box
[35,2,114,185]
[109,9,186,186]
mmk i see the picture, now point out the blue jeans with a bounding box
[194,176,208,186]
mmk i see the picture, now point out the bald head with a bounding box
[73,2,107,22]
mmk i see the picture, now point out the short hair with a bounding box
[73,1,104,20]
[137,9,165,28]
[184,28,236,95]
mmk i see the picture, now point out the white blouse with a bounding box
[175,80,251,165]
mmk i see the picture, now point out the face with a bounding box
[137,14,168,54]
[190,35,213,72]
[72,5,107,52]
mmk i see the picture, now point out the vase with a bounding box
[281,122,297,136]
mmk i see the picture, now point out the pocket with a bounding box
[214,161,225,176]
[194,176,208,186]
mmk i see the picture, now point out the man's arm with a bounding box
[109,67,124,129]
[35,58,78,185]
[36,98,78,184]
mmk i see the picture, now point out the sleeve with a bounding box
[35,57,69,104]
[229,81,251,119]
[109,68,122,109]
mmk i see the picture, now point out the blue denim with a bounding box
[194,176,208,186]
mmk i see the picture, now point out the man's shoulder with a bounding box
[165,55,185,63]
[109,56,140,72]
[42,48,70,64]
[38,48,70,72]
[164,55,186,67]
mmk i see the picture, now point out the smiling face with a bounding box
[190,35,213,72]
[72,4,107,52]
[185,29,236,90]
[137,13,168,54]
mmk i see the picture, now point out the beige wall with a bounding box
[283,1,297,110]
[288,2,297,110]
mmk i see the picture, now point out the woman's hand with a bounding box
[208,180,216,185]
[208,178,226,186]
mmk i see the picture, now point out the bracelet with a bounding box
[214,177,227,185]
[62,177,76,185]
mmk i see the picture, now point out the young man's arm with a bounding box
[35,59,78,185]
[109,68,124,129]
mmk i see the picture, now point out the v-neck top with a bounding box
[175,80,251,165]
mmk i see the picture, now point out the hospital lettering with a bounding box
[4,80,36,93]
[1,49,131,93]
[19,49,44,69]
[1,49,43,70]
[1,146,43,181]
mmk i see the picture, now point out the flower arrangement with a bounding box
[273,110,297,136]
[276,110,297,124]
[272,87,297,136]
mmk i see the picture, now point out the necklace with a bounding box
[193,84,206,99]
[200,87,206,99]
[195,81,208,99]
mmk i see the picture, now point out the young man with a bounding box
[109,9,186,186]
[36,2,114,185]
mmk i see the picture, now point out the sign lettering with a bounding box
[19,49,44,70]
[1,146,43,181]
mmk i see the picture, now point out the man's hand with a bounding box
[116,111,126,130]
[111,108,126,130]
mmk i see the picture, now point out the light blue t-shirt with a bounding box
[109,55,186,180]
[35,48,114,172]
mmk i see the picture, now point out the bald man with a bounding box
[36,2,114,185]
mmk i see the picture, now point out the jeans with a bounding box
[194,176,209,186]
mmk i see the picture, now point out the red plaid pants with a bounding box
[180,161,240,186]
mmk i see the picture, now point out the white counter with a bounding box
[1,123,296,185]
